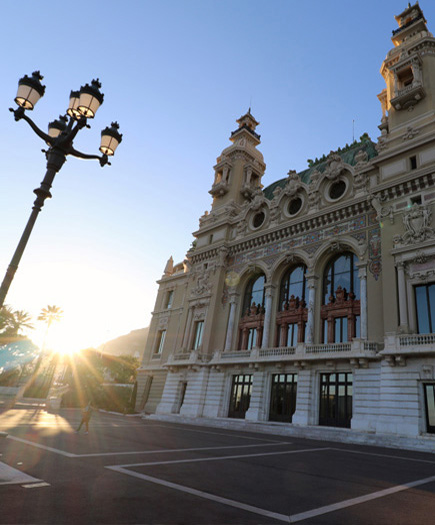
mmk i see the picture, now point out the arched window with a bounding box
[238,274,266,350]
[276,265,308,346]
[242,274,265,314]
[321,253,360,343]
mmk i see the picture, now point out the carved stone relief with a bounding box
[368,227,382,280]
[393,204,435,246]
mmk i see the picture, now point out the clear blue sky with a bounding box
[1,1,433,351]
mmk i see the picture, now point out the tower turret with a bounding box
[209,110,266,211]
[378,3,435,144]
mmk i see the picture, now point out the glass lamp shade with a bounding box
[77,79,104,119]
[67,90,81,119]
[15,71,46,110]
[100,122,122,156]
[48,115,68,139]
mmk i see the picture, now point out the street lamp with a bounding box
[0,71,122,308]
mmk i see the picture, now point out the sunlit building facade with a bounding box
[137,4,435,441]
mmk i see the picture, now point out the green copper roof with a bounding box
[263,138,378,200]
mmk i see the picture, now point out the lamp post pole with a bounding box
[0,72,122,309]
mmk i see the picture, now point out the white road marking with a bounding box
[6,436,76,457]
[107,447,435,523]
[111,446,331,468]
[331,447,435,465]
[287,473,435,523]
[107,465,290,523]
[0,461,42,486]
[6,434,292,459]
[77,441,290,457]
[22,482,51,489]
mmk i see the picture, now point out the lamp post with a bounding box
[0,71,122,308]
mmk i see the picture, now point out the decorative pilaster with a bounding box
[305,275,318,344]
[181,307,193,349]
[396,262,409,332]
[261,285,274,348]
[358,265,368,339]
[224,293,239,351]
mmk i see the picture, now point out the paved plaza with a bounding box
[1,407,435,524]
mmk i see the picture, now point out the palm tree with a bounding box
[36,305,63,369]
[0,306,34,339]
[38,305,64,340]
[11,310,34,335]
[23,305,64,398]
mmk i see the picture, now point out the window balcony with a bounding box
[211,339,380,367]
[381,333,435,364]
[390,82,425,110]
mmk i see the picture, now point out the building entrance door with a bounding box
[319,372,352,428]
[269,373,298,422]
[228,374,252,419]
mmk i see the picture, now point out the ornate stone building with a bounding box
[137,4,435,441]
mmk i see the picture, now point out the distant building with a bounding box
[136,4,435,441]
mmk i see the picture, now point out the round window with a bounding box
[329,180,346,200]
[288,197,302,216]
[252,211,265,229]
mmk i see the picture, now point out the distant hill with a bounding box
[98,328,149,359]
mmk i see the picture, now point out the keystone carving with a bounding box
[284,170,302,196]
[324,152,345,180]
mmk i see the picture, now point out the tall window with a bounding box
[155,330,166,354]
[164,290,174,309]
[269,373,298,423]
[321,253,360,343]
[243,274,266,314]
[415,283,435,334]
[424,384,435,434]
[228,374,252,419]
[319,372,352,428]
[192,320,204,350]
[276,265,307,346]
[238,274,266,350]
[279,265,306,309]
[323,253,359,304]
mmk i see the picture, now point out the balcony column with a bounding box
[181,306,194,349]
[305,275,318,344]
[396,261,409,332]
[224,293,239,351]
[261,285,275,348]
[358,265,368,339]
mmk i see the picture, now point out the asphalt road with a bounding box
[1,407,435,524]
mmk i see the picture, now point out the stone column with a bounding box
[396,262,409,332]
[261,285,274,348]
[245,369,267,421]
[305,275,318,344]
[224,293,238,351]
[358,266,368,339]
[181,306,193,349]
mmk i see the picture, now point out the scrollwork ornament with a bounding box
[394,204,435,246]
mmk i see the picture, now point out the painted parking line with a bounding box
[5,434,291,458]
[6,436,76,457]
[288,473,435,523]
[331,447,435,465]
[78,441,291,458]
[108,446,330,468]
[106,446,435,523]
[0,461,42,486]
[106,448,330,523]
[108,465,290,523]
